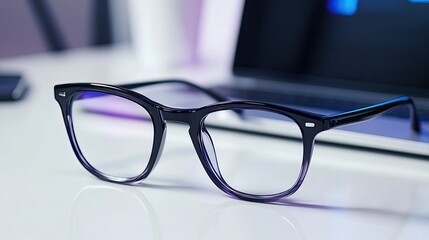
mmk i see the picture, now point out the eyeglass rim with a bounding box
[54,83,323,202]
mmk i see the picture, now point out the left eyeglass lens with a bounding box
[71,91,155,179]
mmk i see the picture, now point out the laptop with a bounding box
[209,0,429,157]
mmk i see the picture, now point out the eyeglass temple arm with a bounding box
[324,96,421,132]
[117,79,229,103]
[119,80,245,117]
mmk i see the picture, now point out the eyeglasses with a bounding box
[54,80,421,202]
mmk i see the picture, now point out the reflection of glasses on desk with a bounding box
[72,185,162,240]
[54,80,420,202]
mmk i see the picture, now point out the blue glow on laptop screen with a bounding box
[328,0,358,15]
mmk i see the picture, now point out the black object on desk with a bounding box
[0,74,28,101]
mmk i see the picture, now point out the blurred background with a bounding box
[0,0,126,57]
[0,0,243,68]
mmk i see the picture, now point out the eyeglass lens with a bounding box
[202,109,304,195]
[71,91,155,179]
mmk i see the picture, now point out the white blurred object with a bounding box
[128,0,202,69]
[198,0,244,66]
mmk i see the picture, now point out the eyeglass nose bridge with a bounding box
[159,108,196,125]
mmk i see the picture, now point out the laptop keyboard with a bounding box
[211,86,429,121]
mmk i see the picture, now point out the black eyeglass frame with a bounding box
[54,80,421,202]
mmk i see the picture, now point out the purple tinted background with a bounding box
[0,0,129,58]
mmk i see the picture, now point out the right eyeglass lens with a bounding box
[71,91,155,179]
[202,108,304,196]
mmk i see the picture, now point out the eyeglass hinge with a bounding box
[58,92,66,97]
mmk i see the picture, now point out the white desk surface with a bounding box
[1,46,429,240]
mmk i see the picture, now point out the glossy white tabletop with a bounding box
[1,47,428,240]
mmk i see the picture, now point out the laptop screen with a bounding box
[233,0,429,97]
